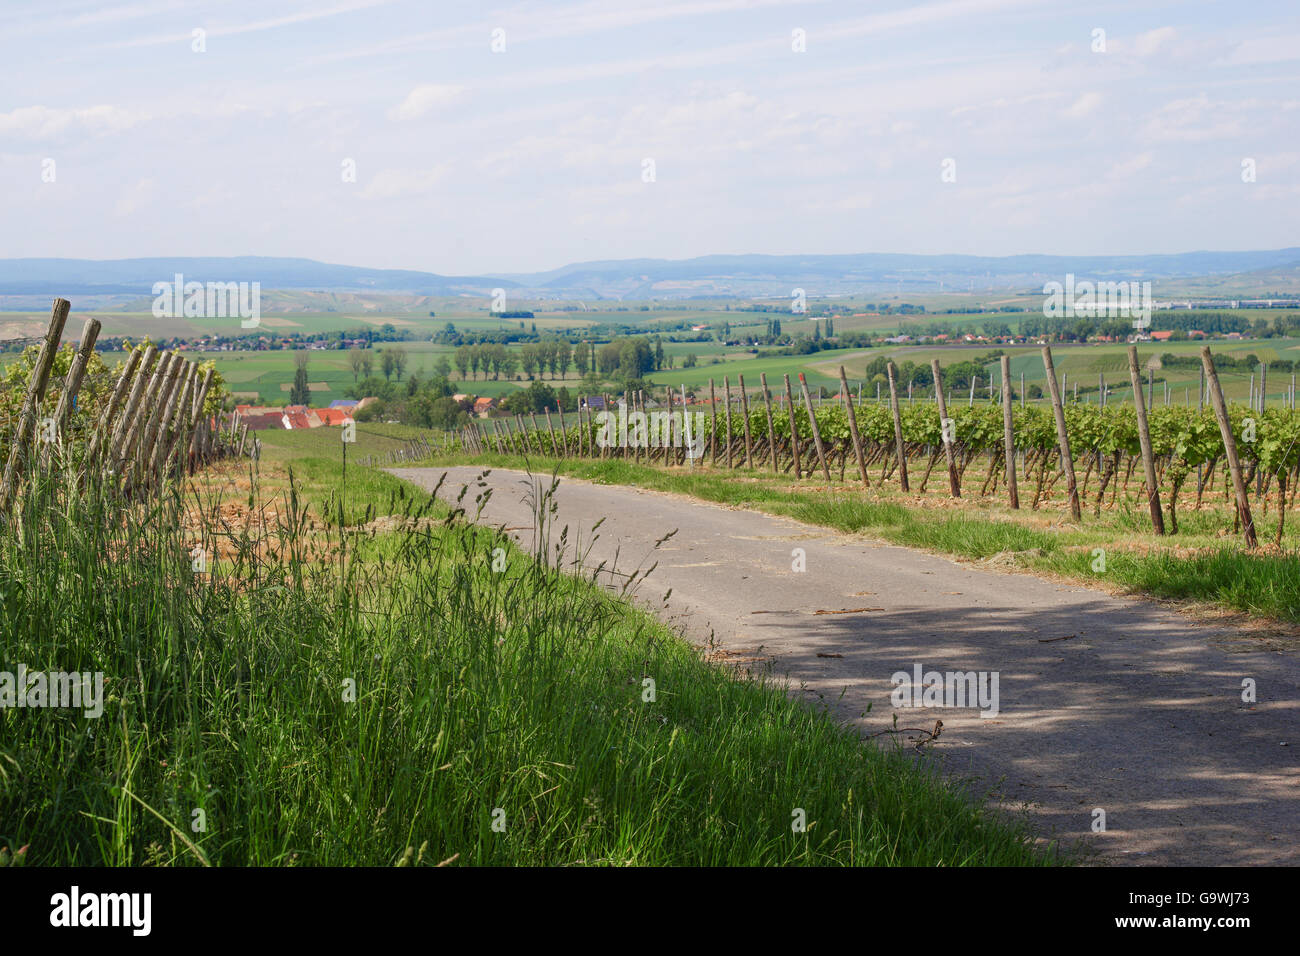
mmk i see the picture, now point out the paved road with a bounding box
[391,465,1299,866]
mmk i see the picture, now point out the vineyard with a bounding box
[362,350,1300,549]
[0,299,250,508]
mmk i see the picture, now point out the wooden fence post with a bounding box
[1041,345,1081,520]
[708,380,718,465]
[44,316,101,465]
[86,342,143,469]
[738,374,753,468]
[798,374,831,481]
[1127,345,1165,534]
[105,346,159,475]
[1,298,70,510]
[931,359,960,498]
[153,364,196,481]
[133,354,185,485]
[839,366,870,491]
[760,373,778,473]
[886,361,908,491]
[543,406,560,457]
[144,360,192,484]
[1201,347,1257,548]
[118,351,176,477]
[1001,354,1019,509]
[723,377,733,469]
[783,374,802,479]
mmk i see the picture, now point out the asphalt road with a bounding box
[390,465,1299,866]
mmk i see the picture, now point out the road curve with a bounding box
[390,465,1299,866]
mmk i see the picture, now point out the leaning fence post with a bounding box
[105,345,159,475]
[43,316,101,466]
[931,359,960,498]
[1001,355,1019,509]
[798,374,831,481]
[839,366,870,491]
[86,345,143,469]
[1127,345,1165,534]
[760,373,778,473]
[1,298,70,511]
[1041,345,1081,520]
[1201,347,1257,548]
[723,377,733,469]
[886,361,908,491]
[738,374,753,468]
[783,374,802,479]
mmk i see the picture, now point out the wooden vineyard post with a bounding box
[738,374,753,468]
[708,380,718,465]
[153,364,196,481]
[760,373,778,473]
[724,377,733,469]
[783,374,802,479]
[886,361,908,491]
[798,373,831,481]
[1041,346,1081,520]
[106,346,159,476]
[839,366,870,491]
[145,361,193,484]
[120,352,176,479]
[1,298,70,511]
[1260,362,1267,413]
[1201,347,1257,548]
[543,406,560,457]
[1001,355,1019,509]
[42,316,102,466]
[931,359,960,498]
[1127,345,1165,535]
[136,355,185,486]
[86,346,143,469]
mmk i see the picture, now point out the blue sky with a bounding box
[1,0,1297,274]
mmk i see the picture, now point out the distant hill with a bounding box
[0,257,513,298]
[3,249,1299,304]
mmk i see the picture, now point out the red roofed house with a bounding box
[473,396,495,418]
[282,411,314,430]
[315,408,353,426]
[1150,330,1175,341]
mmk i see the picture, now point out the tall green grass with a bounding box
[0,461,1050,866]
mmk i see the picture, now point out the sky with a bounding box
[1,0,1298,275]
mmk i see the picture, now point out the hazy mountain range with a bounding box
[2,250,1298,308]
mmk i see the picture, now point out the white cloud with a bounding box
[0,104,148,139]
[1063,92,1102,118]
[389,85,466,121]
[1133,26,1176,57]
[114,177,156,216]
[1109,152,1153,179]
